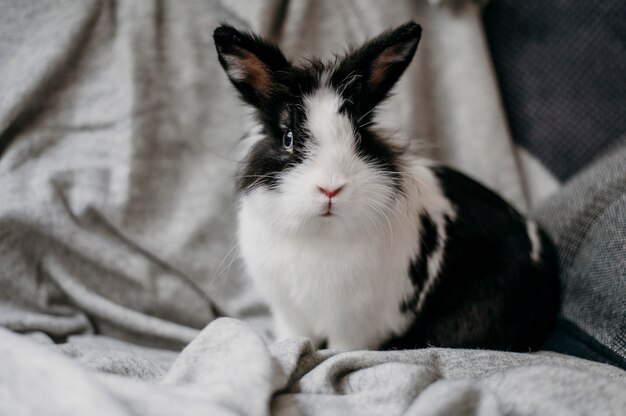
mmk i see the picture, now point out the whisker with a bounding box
[195,242,242,307]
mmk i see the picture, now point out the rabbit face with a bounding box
[214,22,422,237]
[243,87,401,237]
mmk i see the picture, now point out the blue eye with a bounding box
[283,130,294,150]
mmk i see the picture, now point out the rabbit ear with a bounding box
[214,25,291,108]
[332,21,422,120]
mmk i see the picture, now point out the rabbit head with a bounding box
[214,22,422,237]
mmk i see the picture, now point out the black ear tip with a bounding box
[213,24,241,45]
[399,21,422,39]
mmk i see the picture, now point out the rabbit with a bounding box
[213,21,560,351]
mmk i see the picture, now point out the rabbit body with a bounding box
[214,22,560,351]
[239,157,449,350]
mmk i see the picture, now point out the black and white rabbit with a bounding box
[213,21,560,351]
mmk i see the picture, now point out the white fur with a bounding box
[237,88,455,350]
[223,55,246,81]
[526,220,542,263]
[417,178,457,312]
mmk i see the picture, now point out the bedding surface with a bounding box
[1,1,625,415]
[2,319,626,416]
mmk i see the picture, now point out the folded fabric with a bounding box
[2,318,626,416]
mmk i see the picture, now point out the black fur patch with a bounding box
[235,65,324,193]
[384,167,560,351]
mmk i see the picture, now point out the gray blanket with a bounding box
[3,319,626,416]
[1,1,624,415]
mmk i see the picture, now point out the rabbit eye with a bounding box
[282,130,294,151]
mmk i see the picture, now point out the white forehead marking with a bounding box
[303,88,354,151]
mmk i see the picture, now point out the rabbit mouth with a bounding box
[320,206,334,217]
[320,199,335,217]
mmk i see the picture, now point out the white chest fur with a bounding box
[237,164,454,350]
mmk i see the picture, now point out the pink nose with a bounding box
[317,185,345,198]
